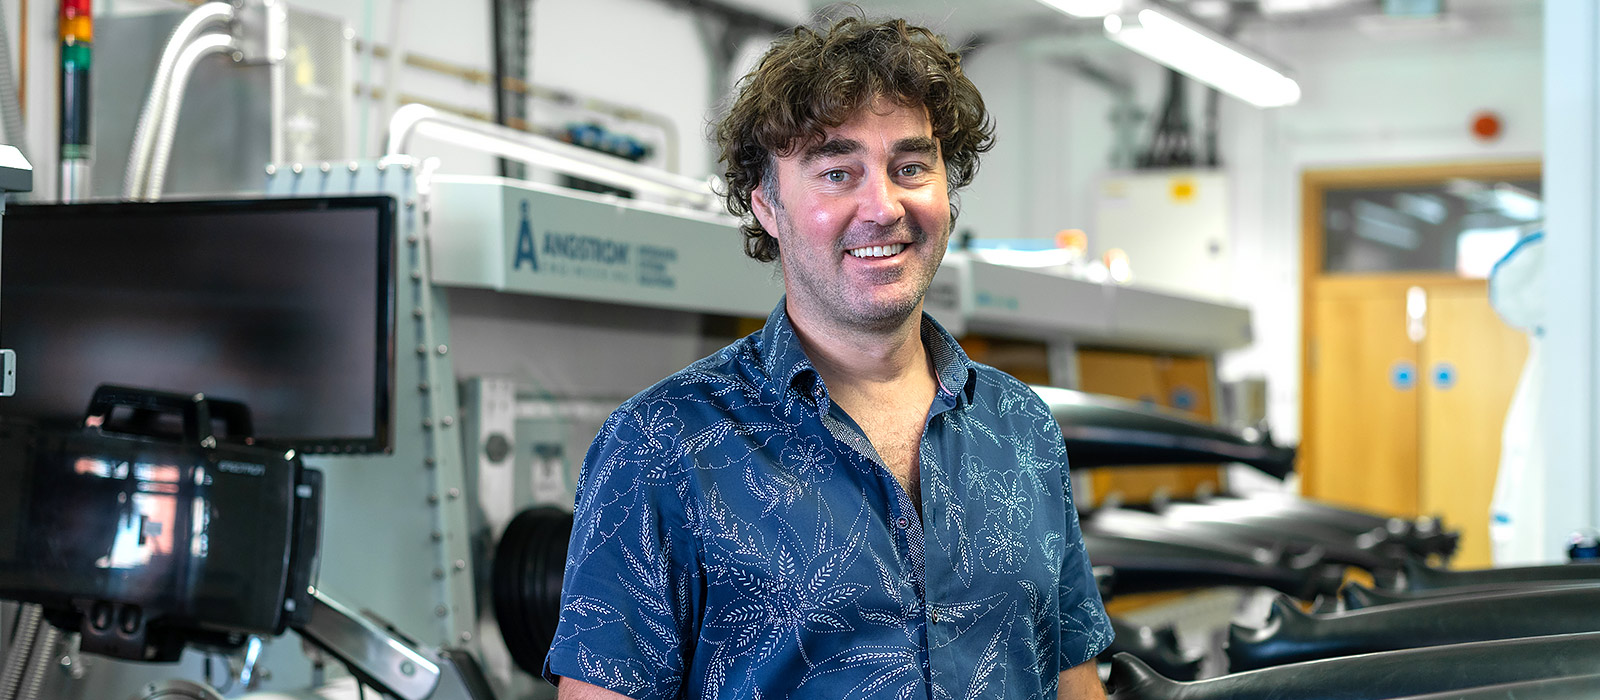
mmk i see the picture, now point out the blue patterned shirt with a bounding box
[544,301,1112,700]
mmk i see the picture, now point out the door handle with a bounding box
[1406,286,1427,343]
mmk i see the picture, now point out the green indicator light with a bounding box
[61,43,91,69]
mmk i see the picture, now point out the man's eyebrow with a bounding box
[894,136,939,158]
[801,138,862,164]
[798,136,940,164]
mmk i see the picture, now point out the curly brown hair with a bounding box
[713,14,995,263]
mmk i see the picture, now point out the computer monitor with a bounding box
[0,196,396,454]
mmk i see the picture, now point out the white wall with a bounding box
[962,34,1125,243]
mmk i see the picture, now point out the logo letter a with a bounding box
[514,200,538,271]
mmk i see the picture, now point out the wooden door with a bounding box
[1301,161,1540,565]
[1305,278,1423,517]
[1078,349,1220,505]
[1418,284,1528,568]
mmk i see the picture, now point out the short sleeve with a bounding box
[1055,438,1114,668]
[543,402,701,699]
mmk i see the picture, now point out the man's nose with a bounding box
[858,172,906,227]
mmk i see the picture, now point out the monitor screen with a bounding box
[0,196,396,454]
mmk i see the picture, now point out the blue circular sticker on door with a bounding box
[1433,362,1457,390]
[1171,386,1198,412]
[1391,361,1417,390]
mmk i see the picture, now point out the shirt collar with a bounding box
[755,298,977,409]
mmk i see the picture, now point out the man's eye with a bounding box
[824,170,849,183]
[899,164,925,177]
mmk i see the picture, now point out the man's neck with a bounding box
[786,298,939,513]
[785,299,934,395]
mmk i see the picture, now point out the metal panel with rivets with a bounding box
[264,157,478,653]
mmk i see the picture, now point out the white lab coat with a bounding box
[1488,231,1545,565]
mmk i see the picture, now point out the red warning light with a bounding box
[61,0,92,19]
[1471,111,1502,142]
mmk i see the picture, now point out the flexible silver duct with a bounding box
[0,4,28,159]
[0,605,43,700]
[142,33,240,199]
[123,2,235,199]
[14,625,58,700]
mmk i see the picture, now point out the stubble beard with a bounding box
[776,208,949,335]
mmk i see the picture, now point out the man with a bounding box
[543,14,1112,700]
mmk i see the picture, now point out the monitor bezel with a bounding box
[1,195,398,455]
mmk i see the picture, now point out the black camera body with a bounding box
[0,386,322,661]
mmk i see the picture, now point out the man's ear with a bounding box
[749,179,778,240]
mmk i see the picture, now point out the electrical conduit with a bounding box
[142,32,238,199]
[0,605,43,700]
[122,2,233,199]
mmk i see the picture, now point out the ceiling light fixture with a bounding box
[1103,7,1302,108]
[1038,0,1124,18]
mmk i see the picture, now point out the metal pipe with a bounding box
[0,605,42,700]
[142,32,238,199]
[58,160,88,202]
[16,0,25,113]
[57,0,93,203]
[355,42,682,173]
[122,1,234,199]
[384,103,716,210]
[501,74,682,176]
[15,625,58,700]
[381,0,405,154]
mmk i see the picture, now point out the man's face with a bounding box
[751,96,952,335]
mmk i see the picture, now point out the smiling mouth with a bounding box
[846,243,907,259]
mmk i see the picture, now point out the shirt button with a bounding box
[930,608,940,624]
[896,517,909,529]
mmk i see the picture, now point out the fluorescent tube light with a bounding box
[1039,0,1124,17]
[1104,7,1302,108]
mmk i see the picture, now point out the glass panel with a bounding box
[1322,178,1541,277]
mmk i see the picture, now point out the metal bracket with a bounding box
[232,0,287,65]
[0,144,33,398]
[295,589,442,700]
[0,350,15,397]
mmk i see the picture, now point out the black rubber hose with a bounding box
[1100,618,1201,681]
[1033,387,1296,479]
[1108,632,1600,700]
[1228,586,1600,671]
[1398,558,1600,592]
[1389,674,1600,700]
[1340,580,1600,610]
[1084,532,1344,601]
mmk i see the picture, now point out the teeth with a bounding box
[848,243,906,259]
